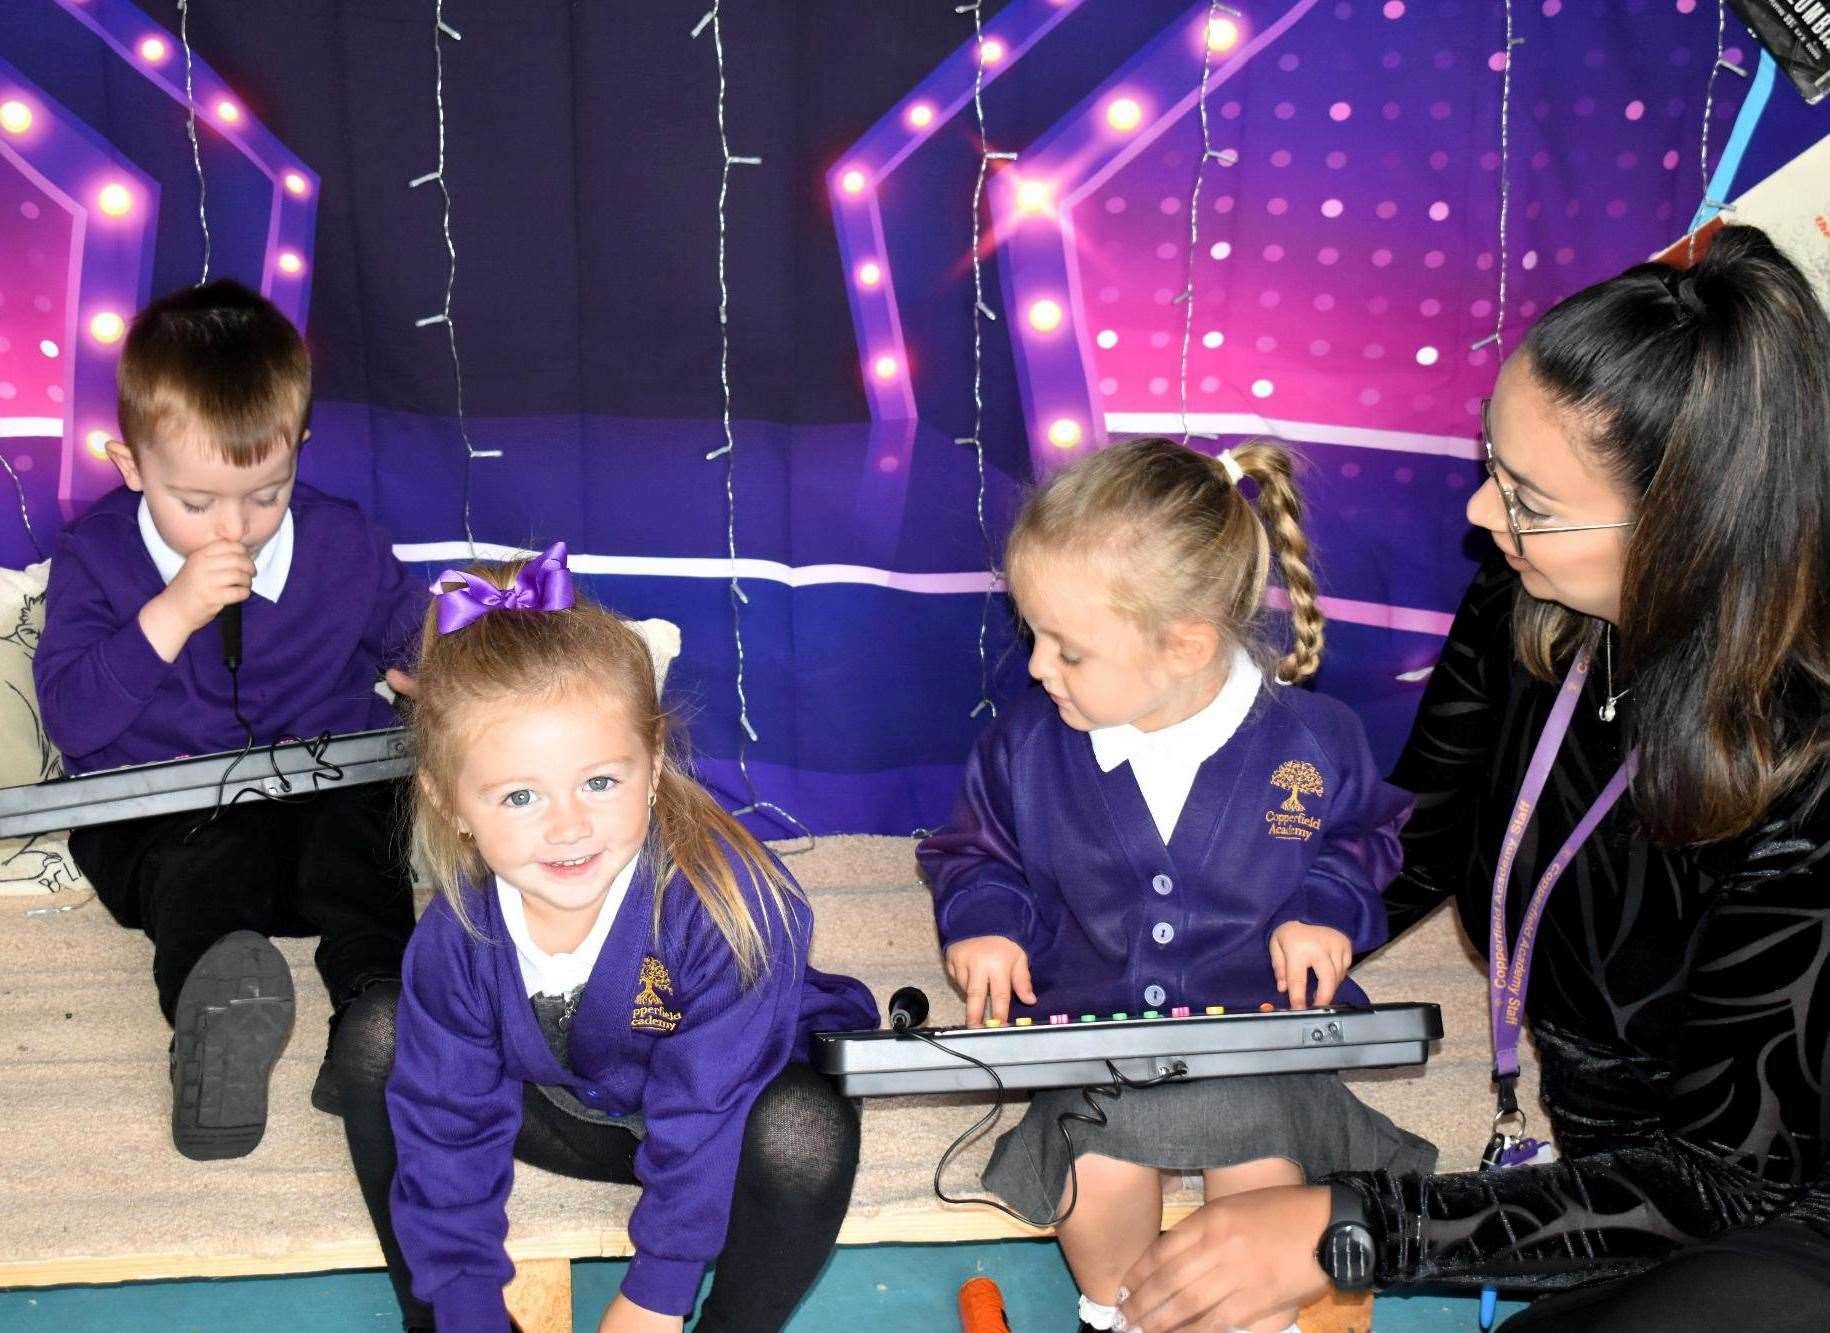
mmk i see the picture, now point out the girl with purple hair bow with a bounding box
[330,542,876,1333]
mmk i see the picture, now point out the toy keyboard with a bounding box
[0,728,413,837]
[814,1002,1443,1096]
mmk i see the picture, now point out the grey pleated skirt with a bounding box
[981,1072,1437,1223]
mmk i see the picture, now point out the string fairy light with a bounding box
[693,2,812,849]
[409,1,499,555]
[1175,2,1241,445]
[1690,0,1748,264]
[177,0,211,283]
[1470,0,1522,358]
[0,457,39,560]
[956,1,1012,722]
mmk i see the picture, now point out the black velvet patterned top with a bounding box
[1333,557,1830,1294]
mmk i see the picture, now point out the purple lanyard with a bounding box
[1488,644,1639,1092]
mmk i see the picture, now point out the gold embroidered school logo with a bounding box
[1266,761,1325,841]
[631,956,682,1033]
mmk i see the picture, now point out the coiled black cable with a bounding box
[909,1024,1190,1228]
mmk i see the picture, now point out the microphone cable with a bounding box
[907,1024,1189,1228]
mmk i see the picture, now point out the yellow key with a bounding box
[1204,1005,1227,1016]
[1013,1017,1033,1026]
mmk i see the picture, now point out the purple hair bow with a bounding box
[432,540,576,634]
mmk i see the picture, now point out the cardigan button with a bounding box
[1151,874,1173,895]
[1151,922,1175,945]
[1144,984,1166,1007]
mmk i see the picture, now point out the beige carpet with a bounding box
[0,835,1535,1284]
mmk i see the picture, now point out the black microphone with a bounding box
[889,986,929,1033]
[217,603,242,672]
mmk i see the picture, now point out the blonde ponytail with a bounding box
[1228,442,1324,683]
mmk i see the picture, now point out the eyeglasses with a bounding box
[1480,398,1634,558]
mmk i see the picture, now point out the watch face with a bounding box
[1320,1223,1375,1290]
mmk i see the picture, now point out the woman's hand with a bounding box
[1269,922,1353,1009]
[943,935,1035,1026]
[1118,1185,1333,1332]
[595,1292,684,1333]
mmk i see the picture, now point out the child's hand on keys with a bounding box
[944,935,1036,1026]
[1269,921,1352,1010]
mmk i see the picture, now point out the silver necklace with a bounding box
[1600,627,1629,723]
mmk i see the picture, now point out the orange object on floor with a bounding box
[959,1275,1012,1332]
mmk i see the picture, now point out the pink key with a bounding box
[1048,1013,1070,1025]
[1170,1006,1192,1018]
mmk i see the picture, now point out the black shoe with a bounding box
[170,931,295,1160]
[311,974,395,1118]
[310,1006,342,1117]
[310,1051,342,1117]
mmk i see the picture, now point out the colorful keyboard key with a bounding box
[1111,1012,1129,1021]
[1260,1002,1276,1012]
[1142,1010,1160,1019]
[1014,1017,1033,1026]
[1079,1014,1097,1023]
[1049,1013,1070,1025]
[1204,1005,1226,1016]
[983,1017,1003,1027]
[1171,1006,1192,1018]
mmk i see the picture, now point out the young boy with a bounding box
[34,279,426,1160]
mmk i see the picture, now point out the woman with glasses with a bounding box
[1115,224,1830,1333]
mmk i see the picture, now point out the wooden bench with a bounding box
[0,836,1527,1331]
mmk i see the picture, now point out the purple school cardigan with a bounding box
[34,482,424,771]
[388,848,876,1328]
[918,681,1411,1019]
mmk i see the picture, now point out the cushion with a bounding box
[0,561,88,897]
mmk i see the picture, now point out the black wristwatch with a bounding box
[1315,1181,1376,1291]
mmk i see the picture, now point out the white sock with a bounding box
[1078,1294,1126,1330]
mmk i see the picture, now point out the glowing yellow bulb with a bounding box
[138,36,168,63]
[216,99,241,123]
[839,168,866,195]
[978,38,1005,65]
[1106,98,1143,133]
[906,102,935,129]
[97,183,133,217]
[89,312,126,344]
[1014,178,1053,214]
[856,261,883,288]
[85,431,113,459]
[0,101,32,135]
[277,250,304,275]
[1206,17,1241,51]
[872,355,898,381]
[283,171,309,197]
[1047,418,1083,449]
[1027,299,1064,333]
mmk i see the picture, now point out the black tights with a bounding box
[1498,1221,1830,1332]
[333,981,860,1332]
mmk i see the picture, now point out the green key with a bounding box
[1142,1009,1160,1019]
[1079,1013,1097,1023]
[1111,1012,1129,1021]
